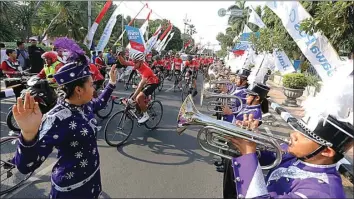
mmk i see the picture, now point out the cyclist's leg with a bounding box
[136,84,157,123]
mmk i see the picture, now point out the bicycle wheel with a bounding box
[95,98,114,119]
[158,75,164,91]
[6,110,20,132]
[1,137,33,195]
[104,110,134,147]
[144,100,163,130]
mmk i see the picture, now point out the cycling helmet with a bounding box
[41,51,58,63]
[187,55,193,61]
[130,52,145,61]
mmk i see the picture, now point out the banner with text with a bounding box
[273,50,295,75]
[125,25,146,54]
[266,1,343,81]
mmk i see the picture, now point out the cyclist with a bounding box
[37,51,64,87]
[182,55,198,97]
[173,53,183,89]
[129,52,159,123]
[151,55,165,75]
[164,55,172,79]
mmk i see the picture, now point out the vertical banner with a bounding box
[266,1,343,81]
[96,5,121,51]
[145,24,162,54]
[84,0,112,49]
[125,25,146,54]
[273,50,295,74]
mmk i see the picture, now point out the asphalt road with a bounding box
[0,74,352,198]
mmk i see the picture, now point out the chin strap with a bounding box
[299,145,326,161]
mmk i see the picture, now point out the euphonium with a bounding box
[177,95,290,170]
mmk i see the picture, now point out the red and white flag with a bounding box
[146,24,162,53]
[84,0,112,49]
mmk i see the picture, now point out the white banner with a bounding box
[96,6,120,51]
[266,1,343,82]
[248,8,266,28]
[273,50,295,75]
[156,28,172,52]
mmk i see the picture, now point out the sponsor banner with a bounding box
[273,50,295,74]
[125,25,146,53]
[266,1,343,81]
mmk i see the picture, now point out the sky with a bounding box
[115,1,236,51]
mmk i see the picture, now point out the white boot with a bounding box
[138,112,150,123]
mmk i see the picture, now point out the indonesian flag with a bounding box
[84,0,112,49]
[157,27,173,52]
[146,24,162,53]
[154,22,172,50]
[184,40,192,50]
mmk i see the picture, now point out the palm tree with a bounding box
[227,1,248,36]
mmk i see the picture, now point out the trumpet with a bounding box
[203,90,243,114]
[177,95,290,170]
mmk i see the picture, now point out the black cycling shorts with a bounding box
[142,84,158,96]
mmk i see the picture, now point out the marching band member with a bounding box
[228,73,353,198]
[12,38,118,199]
[222,68,251,123]
[214,68,252,172]
[223,83,270,198]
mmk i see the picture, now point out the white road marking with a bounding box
[3,162,56,198]
[164,85,175,92]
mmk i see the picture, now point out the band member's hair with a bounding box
[62,76,91,99]
[261,99,269,113]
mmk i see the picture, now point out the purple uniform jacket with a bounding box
[224,104,262,123]
[231,144,346,198]
[223,85,248,122]
[14,83,116,199]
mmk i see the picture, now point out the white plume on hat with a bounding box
[302,65,353,131]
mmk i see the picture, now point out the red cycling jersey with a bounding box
[164,58,172,70]
[173,58,183,70]
[153,60,164,67]
[89,64,104,82]
[136,62,159,84]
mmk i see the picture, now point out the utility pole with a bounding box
[182,14,191,52]
[121,14,124,47]
[88,1,92,31]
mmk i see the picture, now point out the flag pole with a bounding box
[114,3,147,45]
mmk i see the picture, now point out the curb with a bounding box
[0,88,15,99]
[269,99,353,184]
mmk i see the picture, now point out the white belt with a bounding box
[51,166,100,192]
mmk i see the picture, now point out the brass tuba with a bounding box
[177,95,290,170]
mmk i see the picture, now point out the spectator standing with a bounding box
[28,38,45,73]
[106,49,116,66]
[16,41,30,71]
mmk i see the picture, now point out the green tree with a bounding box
[164,26,183,51]
[300,1,354,54]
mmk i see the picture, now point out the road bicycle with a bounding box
[104,91,163,147]
[181,69,197,102]
[0,132,33,195]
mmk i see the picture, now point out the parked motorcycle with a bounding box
[6,76,58,131]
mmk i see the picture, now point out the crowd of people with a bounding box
[1,36,353,199]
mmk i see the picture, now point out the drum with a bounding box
[4,78,22,88]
